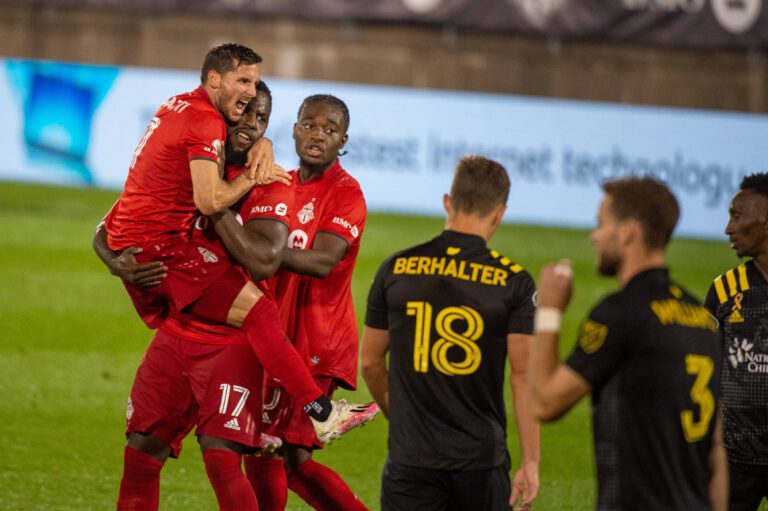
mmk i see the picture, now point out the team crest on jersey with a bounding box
[578,319,608,354]
[288,229,308,250]
[197,246,219,263]
[297,201,315,224]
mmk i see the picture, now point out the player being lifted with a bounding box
[239,94,379,511]
[361,156,540,511]
[705,173,768,511]
[97,44,373,509]
[529,177,727,511]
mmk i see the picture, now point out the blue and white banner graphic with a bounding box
[1,58,767,238]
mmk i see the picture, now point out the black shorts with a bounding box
[381,457,511,511]
[729,463,768,511]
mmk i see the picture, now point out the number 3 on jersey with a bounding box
[681,354,715,443]
[407,301,483,376]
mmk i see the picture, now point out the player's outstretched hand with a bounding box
[111,247,167,289]
[537,260,574,311]
[245,137,275,184]
[263,165,291,186]
[510,462,539,510]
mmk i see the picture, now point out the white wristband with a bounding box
[535,307,562,334]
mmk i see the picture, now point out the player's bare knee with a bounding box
[198,434,246,454]
[283,444,312,471]
[127,432,172,462]
[227,281,263,327]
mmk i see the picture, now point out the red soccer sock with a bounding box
[242,298,322,407]
[244,456,288,511]
[117,445,163,511]
[202,449,259,511]
[287,459,368,511]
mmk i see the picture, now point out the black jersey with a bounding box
[705,260,768,471]
[365,230,536,471]
[567,269,721,511]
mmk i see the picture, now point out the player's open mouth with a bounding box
[235,99,249,114]
[306,144,323,157]
[235,129,253,144]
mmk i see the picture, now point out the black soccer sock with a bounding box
[304,394,332,422]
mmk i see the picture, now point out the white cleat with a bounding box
[311,399,381,444]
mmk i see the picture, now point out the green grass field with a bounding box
[0,180,755,510]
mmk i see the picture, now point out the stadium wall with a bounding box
[2,58,768,239]
[0,3,766,113]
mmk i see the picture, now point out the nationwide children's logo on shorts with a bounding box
[298,200,315,224]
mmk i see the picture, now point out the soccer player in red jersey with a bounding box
[95,82,296,510]
[96,44,371,508]
[244,95,376,511]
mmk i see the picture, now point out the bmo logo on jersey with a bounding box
[332,217,359,238]
[288,229,309,250]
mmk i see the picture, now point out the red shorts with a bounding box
[126,328,263,457]
[125,238,248,329]
[261,376,337,449]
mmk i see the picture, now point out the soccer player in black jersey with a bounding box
[705,173,768,511]
[529,177,727,511]
[361,156,540,511]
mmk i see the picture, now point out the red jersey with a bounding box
[160,167,295,345]
[273,160,367,389]
[106,86,225,250]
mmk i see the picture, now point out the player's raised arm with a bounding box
[190,158,257,215]
[528,262,590,422]
[281,231,348,278]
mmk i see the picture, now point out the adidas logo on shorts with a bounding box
[223,418,241,431]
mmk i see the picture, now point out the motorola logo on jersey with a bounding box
[288,229,308,250]
[275,203,288,216]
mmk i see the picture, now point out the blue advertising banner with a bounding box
[1,58,766,238]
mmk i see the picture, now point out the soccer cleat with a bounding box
[258,433,283,454]
[311,399,381,444]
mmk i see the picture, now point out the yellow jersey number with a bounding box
[406,301,484,376]
[681,354,715,443]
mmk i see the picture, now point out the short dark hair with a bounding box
[602,177,679,250]
[740,173,768,198]
[449,155,510,216]
[256,80,272,102]
[297,94,350,132]
[201,43,262,84]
